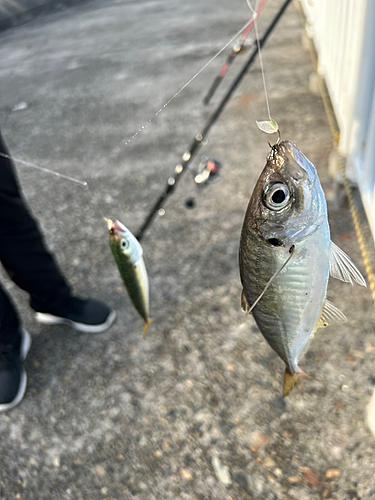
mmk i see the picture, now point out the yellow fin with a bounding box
[282,367,322,398]
[143,318,154,338]
[283,368,302,397]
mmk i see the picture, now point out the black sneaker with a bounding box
[0,329,32,413]
[34,297,116,333]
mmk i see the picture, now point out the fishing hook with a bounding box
[268,128,281,148]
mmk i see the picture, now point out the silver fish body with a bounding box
[239,140,365,395]
[108,219,152,336]
[241,217,330,373]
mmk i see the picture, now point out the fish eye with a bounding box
[263,182,290,211]
[120,238,129,250]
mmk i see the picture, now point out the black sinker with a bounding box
[272,189,286,204]
[268,238,284,247]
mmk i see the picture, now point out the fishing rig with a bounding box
[0,0,292,243]
[136,0,292,242]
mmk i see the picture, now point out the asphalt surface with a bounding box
[0,0,83,32]
[1,0,375,499]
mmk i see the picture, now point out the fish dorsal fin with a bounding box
[317,299,347,329]
[330,241,366,286]
[241,290,250,314]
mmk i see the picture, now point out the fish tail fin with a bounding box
[282,368,302,398]
[282,366,322,398]
[143,318,154,338]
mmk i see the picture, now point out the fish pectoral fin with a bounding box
[241,290,251,315]
[329,241,367,286]
[317,299,347,329]
[282,367,322,398]
[143,318,154,338]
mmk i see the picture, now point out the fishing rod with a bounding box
[136,0,292,242]
[203,0,268,105]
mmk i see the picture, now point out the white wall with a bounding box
[301,0,375,237]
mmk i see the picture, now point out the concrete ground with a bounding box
[1,0,375,499]
[0,0,83,31]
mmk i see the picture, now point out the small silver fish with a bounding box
[107,219,152,337]
[239,140,366,397]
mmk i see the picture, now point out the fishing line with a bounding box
[245,0,272,121]
[111,13,262,157]
[248,245,295,313]
[0,152,88,186]
[3,0,292,240]
[0,151,110,224]
[138,0,292,238]
[2,10,267,180]
[1,9,266,209]
[203,0,268,105]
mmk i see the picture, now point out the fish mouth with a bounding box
[278,140,318,183]
[107,219,126,236]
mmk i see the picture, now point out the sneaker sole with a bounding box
[0,329,32,413]
[34,309,116,333]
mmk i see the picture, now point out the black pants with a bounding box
[0,132,71,347]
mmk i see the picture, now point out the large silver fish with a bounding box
[239,140,366,397]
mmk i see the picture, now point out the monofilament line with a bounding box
[0,152,88,187]
[248,245,295,313]
[0,151,113,223]
[112,13,261,157]
[245,0,272,120]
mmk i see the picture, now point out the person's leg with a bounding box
[0,132,72,314]
[0,283,21,348]
[0,131,115,332]
[0,132,114,411]
[0,284,31,411]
